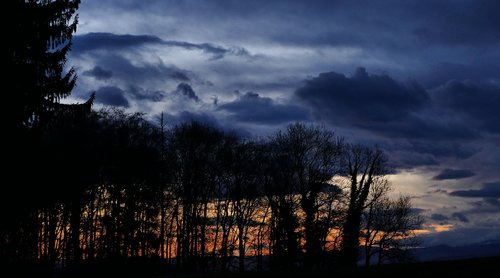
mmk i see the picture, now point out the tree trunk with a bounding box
[340,208,362,268]
[70,197,82,263]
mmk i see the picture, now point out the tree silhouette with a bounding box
[11,0,80,130]
[3,0,85,269]
[340,144,389,268]
[168,121,238,272]
[270,123,343,269]
[363,195,423,266]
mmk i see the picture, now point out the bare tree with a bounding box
[340,144,389,267]
[363,196,423,266]
[268,123,344,269]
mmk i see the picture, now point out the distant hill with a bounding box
[415,242,500,262]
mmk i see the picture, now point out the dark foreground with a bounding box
[206,256,500,278]
[6,256,500,278]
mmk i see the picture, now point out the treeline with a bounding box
[2,109,422,273]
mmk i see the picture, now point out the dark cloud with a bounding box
[95,86,129,107]
[430,213,449,222]
[408,142,479,159]
[96,54,190,84]
[372,117,479,141]
[431,81,500,134]
[219,92,310,125]
[396,153,439,168]
[295,68,488,168]
[452,212,469,223]
[127,86,166,102]
[82,66,113,80]
[426,189,448,195]
[163,41,250,60]
[449,182,500,198]
[73,32,250,60]
[295,68,480,142]
[296,67,429,125]
[411,208,427,214]
[419,62,500,89]
[464,198,500,214]
[175,83,199,102]
[432,169,475,180]
[411,1,500,47]
[73,32,162,52]
[295,68,478,143]
[484,198,500,207]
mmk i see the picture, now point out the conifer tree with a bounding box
[11,0,81,130]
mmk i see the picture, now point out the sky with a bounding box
[67,0,500,247]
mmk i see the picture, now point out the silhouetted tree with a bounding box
[169,121,237,271]
[265,143,301,269]
[226,142,266,271]
[11,0,80,130]
[340,144,389,268]
[271,123,344,269]
[363,195,423,266]
[4,0,85,269]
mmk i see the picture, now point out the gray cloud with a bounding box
[431,81,500,134]
[452,212,469,223]
[461,198,500,215]
[127,86,166,102]
[219,92,310,125]
[73,32,250,60]
[73,33,162,52]
[433,169,475,180]
[82,66,113,80]
[175,83,199,102]
[95,54,190,84]
[418,62,500,89]
[411,208,427,214]
[296,67,429,125]
[430,213,449,222]
[450,182,500,198]
[411,1,500,47]
[427,189,448,195]
[484,198,500,207]
[77,1,500,88]
[295,68,483,167]
[295,68,481,142]
[95,86,129,107]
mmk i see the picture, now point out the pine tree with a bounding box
[11,0,81,130]
[2,1,83,267]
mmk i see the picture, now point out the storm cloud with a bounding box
[219,92,310,125]
[431,81,500,134]
[296,67,429,125]
[82,66,113,80]
[73,32,250,60]
[175,83,199,102]
[449,182,500,198]
[433,169,475,180]
[95,86,129,107]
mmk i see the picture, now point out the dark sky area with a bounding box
[67,0,500,246]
